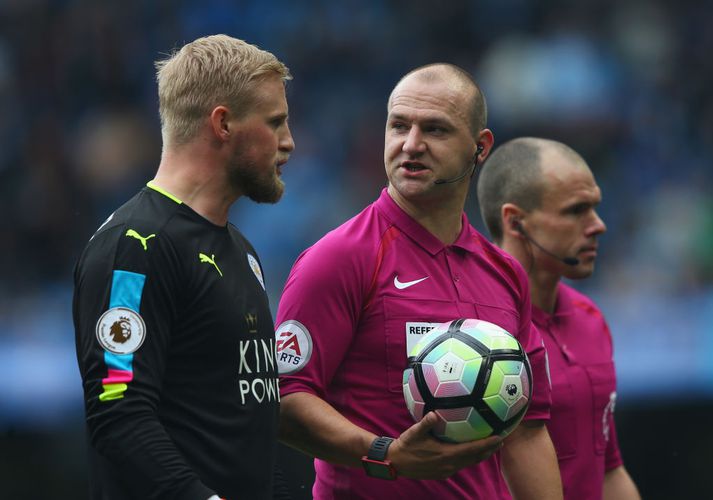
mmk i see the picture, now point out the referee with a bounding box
[73,35,294,499]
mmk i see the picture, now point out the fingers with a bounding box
[464,434,504,458]
[400,411,438,442]
[414,411,439,432]
[403,412,503,452]
[438,427,504,465]
[451,433,503,461]
[468,434,504,450]
[393,411,506,480]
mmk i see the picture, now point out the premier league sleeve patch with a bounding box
[275,320,313,375]
[95,307,146,355]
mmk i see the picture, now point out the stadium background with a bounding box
[1,0,711,498]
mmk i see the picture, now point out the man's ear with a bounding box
[209,106,231,142]
[475,128,495,162]
[501,203,525,238]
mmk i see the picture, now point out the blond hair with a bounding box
[155,34,291,146]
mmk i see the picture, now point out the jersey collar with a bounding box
[532,282,575,326]
[375,188,481,256]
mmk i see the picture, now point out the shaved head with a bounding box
[388,63,488,136]
[478,137,588,243]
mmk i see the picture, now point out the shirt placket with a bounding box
[444,247,472,315]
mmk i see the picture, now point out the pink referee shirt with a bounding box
[533,283,623,500]
[276,189,551,499]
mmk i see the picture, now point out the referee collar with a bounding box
[531,283,575,326]
[375,188,480,256]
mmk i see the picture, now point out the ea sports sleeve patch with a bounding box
[275,320,313,375]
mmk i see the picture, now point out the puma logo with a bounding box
[125,229,156,251]
[199,253,223,277]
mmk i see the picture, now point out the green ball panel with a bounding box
[490,334,520,351]
[483,394,510,421]
[483,363,506,398]
[494,359,524,376]
[449,339,480,361]
[433,408,493,443]
[409,326,448,357]
[402,368,412,386]
[466,409,494,439]
[422,338,457,364]
[462,321,519,351]
[461,358,482,393]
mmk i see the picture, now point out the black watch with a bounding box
[361,436,397,480]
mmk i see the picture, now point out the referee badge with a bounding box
[95,307,146,355]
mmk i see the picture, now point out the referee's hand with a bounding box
[387,411,504,480]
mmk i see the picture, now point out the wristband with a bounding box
[361,436,397,480]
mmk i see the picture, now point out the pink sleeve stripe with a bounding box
[102,369,134,385]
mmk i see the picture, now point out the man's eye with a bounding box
[569,204,589,215]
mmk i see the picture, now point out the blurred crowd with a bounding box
[1,0,712,422]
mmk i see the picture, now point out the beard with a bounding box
[229,161,285,204]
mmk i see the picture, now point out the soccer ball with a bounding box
[402,318,532,443]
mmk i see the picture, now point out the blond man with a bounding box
[74,34,294,499]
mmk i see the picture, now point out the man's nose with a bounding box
[402,127,425,154]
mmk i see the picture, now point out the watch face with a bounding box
[361,458,397,480]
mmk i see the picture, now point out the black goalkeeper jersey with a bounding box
[73,184,280,500]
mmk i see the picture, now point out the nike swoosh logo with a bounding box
[394,275,429,290]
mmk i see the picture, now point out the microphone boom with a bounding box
[433,145,483,185]
[517,225,580,266]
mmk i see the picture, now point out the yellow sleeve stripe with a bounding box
[99,383,128,402]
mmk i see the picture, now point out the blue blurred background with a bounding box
[1,0,711,498]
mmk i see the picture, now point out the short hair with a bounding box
[155,34,291,146]
[388,63,488,137]
[477,137,549,243]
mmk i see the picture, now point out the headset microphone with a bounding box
[515,222,580,266]
[434,144,484,185]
